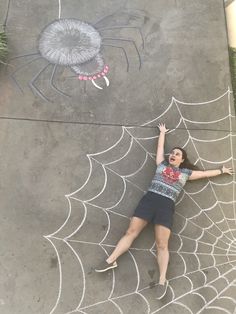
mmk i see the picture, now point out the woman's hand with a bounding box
[158,123,169,134]
[222,165,234,175]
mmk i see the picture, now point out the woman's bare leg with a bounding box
[106,217,148,263]
[154,224,171,284]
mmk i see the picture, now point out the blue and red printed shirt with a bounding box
[148,160,192,202]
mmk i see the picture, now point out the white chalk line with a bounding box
[44,236,63,314]
[177,192,235,244]
[44,89,236,314]
[174,98,236,243]
[58,0,61,19]
[151,264,236,313]
[228,91,236,227]
[173,89,230,106]
[196,278,236,314]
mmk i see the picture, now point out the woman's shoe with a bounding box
[94,260,118,272]
[156,280,169,299]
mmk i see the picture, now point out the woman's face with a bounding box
[168,148,184,167]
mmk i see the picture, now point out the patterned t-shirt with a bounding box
[148,160,192,202]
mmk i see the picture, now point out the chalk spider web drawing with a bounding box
[44,89,236,314]
[10,2,148,102]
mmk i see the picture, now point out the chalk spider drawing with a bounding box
[10,13,145,102]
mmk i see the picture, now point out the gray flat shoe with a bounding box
[94,260,118,272]
[156,280,169,299]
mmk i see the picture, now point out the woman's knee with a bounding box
[156,239,169,251]
[125,217,147,239]
[125,227,140,239]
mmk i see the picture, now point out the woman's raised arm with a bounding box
[156,123,169,165]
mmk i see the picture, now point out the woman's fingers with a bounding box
[157,123,169,132]
[223,166,234,175]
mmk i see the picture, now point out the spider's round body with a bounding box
[38,19,102,66]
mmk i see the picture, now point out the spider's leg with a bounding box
[102,44,129,72]
[8,52,40,61]
[50,64,71,98]
[64,75,77,78]
[98,26,144,49]
[29,63,51,102]
[93,9,121,27]
[10,56,42,93]
[103,37,142,70]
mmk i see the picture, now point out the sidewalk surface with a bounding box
[0,0,236,313]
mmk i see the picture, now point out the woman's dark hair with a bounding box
[171,147,199,170]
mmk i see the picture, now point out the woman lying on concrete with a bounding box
[95,123,233,299]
